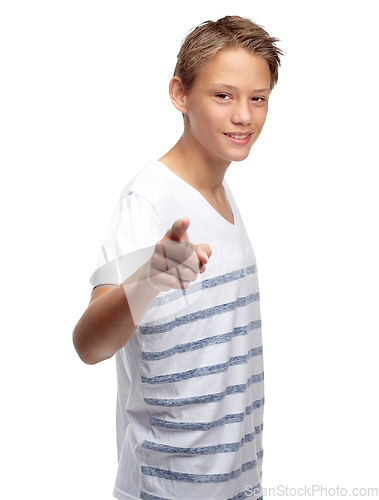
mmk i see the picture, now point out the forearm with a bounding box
[73,262,160,365]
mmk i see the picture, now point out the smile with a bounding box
[224,133,252,139]
[223,132,254,144]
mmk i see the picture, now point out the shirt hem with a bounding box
[113,486,139,500]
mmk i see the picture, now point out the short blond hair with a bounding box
[174,15,283,91]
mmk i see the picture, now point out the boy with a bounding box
[73,15,282,500]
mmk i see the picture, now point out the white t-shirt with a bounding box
[90,160,264,500]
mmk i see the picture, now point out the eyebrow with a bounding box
[211,83,271,93]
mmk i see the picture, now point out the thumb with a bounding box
[194,243,212,267]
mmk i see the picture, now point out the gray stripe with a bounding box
[144,373,264,407]
[141,451,263,483]
[142,320,261,361]
[141,292,260,336]
[141,347,262,385]
[150,401,264,431]
[150,264,257,309]
[142,431,255,455]
[140,491,171,500]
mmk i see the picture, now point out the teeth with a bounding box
[228,134,250,139]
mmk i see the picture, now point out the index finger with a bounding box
[165,216,190,242]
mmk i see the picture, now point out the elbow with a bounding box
[72,326,106,365]
[72,330,91,364]
[73,343,103,365]
[76,350,101,365]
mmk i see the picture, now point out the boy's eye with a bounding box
[252,97,266,103]
[216,93,231,100]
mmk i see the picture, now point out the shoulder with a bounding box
[119,160,173,205]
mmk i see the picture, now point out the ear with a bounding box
[169,76,188,114]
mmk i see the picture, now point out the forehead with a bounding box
[194,47,271,91]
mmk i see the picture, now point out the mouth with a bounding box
[223,132,254,145]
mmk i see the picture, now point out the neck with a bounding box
[159,134,231,199]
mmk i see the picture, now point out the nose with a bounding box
[231,100,252,126]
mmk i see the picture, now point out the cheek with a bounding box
[255,108,268,130]
[190,105,221,137]
[188,101,210,128]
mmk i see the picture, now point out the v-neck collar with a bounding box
[154,160,240,232]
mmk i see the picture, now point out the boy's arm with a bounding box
[72,262,160,365]
[72,217,211,365]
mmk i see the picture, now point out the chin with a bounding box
[221,144,255,163]
[232,154,250,162]
[227,150,252,163]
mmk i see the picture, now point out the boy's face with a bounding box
[182,47,272,164]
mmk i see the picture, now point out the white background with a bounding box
[1,0,378,498]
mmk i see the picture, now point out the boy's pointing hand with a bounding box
[146,216,212,292]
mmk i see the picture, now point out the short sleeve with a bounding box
[90,191,166,288]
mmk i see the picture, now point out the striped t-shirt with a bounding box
[90,160,264,500]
